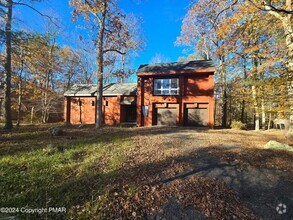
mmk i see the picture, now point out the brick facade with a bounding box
[64,95,136,125]
[136,71,215,128]
[64,61,215,127]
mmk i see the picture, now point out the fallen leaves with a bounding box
[71,176,257,219]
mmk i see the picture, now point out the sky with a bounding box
[15,0,191,69]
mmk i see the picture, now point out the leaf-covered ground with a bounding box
[0,125,292,219]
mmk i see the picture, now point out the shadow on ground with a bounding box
[0,125,292,219]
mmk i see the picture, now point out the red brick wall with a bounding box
[65,95,137,125]
[68,97,96,124]
[103,96,121,126]
[137,73,215,128]
[103,96,137,125]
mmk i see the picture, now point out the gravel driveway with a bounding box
[130,127,293,219]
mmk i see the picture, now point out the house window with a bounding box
[154,78,179,95]
[91,100,95,106]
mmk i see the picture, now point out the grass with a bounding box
[0,124,135,219]
[0,125,292,219]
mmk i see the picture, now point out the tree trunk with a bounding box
[268,107,272,130]
[261,98,265,129]
[241,99,245,123]
[3,0,13,130]
[67,74,72,91]
[121,52,125,83]
[252,58,260,131]
[241,57,248,123]
[30,106,34,124]
[42,70,50,123]
[281,13,293,74]
[283,15,293,133]
[222,85,228,127]
[203,37,210,60]
[219,57,227,127]
[229,92,232,126]
[16,60,24,127]
[265,1,293,133]
[214,97,217,126]
[95,0,107,128]
[252,85,260,131]
[288,81,293,132]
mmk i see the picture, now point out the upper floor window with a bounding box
[154,78,179,95]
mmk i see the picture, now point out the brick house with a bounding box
[64,60,215,127]
[64,83,137,125]
[137,60,215,128]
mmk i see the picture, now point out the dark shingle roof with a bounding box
[137,60,215,75]
[64,83,137,97]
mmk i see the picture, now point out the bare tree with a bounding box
[70,0,144,128]
[0,0,54,129]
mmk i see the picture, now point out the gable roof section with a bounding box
[64,83,137,97]
[137,60,215,76]
[103,83,137,96]
[64,84,97,96]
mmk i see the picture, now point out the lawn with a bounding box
[0,125,292,219]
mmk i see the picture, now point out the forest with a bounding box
[176,0,292,131]
[0,0,292,132]
[0,0,144,128]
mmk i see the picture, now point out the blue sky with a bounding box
[15,0,191,69]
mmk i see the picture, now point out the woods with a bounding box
[177,0,292,131]
[0,0,142,128]
[0,0,291,130]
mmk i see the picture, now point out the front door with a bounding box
[125,105,137,122]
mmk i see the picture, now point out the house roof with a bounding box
[103,83,137,96]
[64,83,137,97]
[137,60,215,76]
[64,84,97,96]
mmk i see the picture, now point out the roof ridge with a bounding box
[137,59,215,74]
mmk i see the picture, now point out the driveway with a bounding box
[126,127,293,219]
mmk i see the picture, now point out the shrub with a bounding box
[231,121,246,130]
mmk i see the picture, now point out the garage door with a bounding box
[186,108,208,127]
[157,108,177,126]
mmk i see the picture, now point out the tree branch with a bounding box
[214,0,292,24]
[214,0,238,23]
[103,48,126,55]
[248,0,293,15]
[12,1,58,25]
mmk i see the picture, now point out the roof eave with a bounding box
[64,93,96,97]
[103,93,137,97]
[137,68,216,76]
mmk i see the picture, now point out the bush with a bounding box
[231,121,246,130]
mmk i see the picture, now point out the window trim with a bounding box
[153,78,179,96]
